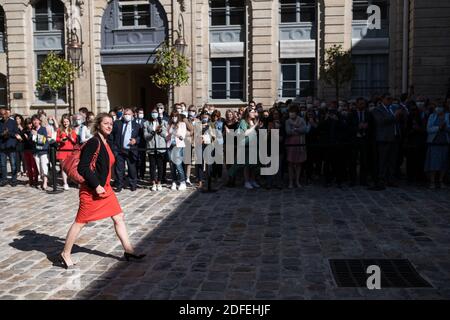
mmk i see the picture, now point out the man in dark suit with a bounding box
[0,107,18,187]
[110,108,140,192]
[370,93,402,190]
[350,98,370,186]
[134,108,148,181]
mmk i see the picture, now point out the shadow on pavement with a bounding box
[9,230,121,268]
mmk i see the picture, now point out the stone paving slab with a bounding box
[0,182,449,299]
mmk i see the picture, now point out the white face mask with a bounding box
[75,119,82,126]
[172,117,178,123]
[182,111,188,117]
[138,113,144,119]
[112,116,117,121]
[124,115,132,122]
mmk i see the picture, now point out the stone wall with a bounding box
[410,0,450,98]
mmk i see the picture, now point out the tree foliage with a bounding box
[150,41,190,91]
[36,52,75,93]
[320,45,354,100]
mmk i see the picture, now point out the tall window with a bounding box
[33,0,66,102]
[280,0,315,24]
[210,0,244,26]
[351,55,388,97]
[279,59,314,98]
[0,6,5,53]
[210,58,244,100]
[0,74,6,107]
[118,0,151,28]
[33,0,64,31]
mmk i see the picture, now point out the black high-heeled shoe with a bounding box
[59,254,75,270]
[124,252,146,261]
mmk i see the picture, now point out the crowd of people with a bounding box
[1,92,449,192]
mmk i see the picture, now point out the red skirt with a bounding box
[75,184,122,223]
[75,140,122,223]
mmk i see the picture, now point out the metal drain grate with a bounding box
[329,259,433,288]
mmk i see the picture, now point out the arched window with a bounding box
[33,0,66,103]
[101,0,168,65]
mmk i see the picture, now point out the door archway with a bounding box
[101,0,169,113]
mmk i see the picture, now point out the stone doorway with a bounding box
[103,64,167,114]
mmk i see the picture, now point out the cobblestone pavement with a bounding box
[0,181,450,300]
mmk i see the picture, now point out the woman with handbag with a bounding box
[59,113,145,269]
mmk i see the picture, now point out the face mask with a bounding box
[123,115,132,122]
[281,107,288,114]
[436,107,444,114]
[289,112,297,119]
[188,111,196,118]
[138,113,144,119]
[112,116,117,121]
[117,111,123,118]
[176,109,182,114]
[300,111,305,117]
[48,120,54,125]
[172,117,178,123]
[416,102,425,108]
[151,112,158,119]
[201,118,209,124]
[158,109,164,114]
[182,111,188,117]
[75,119,82,126]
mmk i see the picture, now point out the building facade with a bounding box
[0,0,449,116]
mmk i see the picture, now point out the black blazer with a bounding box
[77,136,111,190]
[109,119,140,156]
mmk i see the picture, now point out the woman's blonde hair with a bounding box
[92,113,113,135]
[60,114,72,134]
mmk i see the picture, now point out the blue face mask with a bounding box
[391,104,399,112]
[202,118,209,124]
[117,111,123,118]
[436,107,444,114]
[151,112,158,119]
[281,107,288,114]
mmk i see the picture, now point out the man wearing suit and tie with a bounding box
[350,98,370,186]
[135,108,148,180]
[110,108,140,192]
[370,93,402,190]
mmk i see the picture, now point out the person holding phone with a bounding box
[56,114,78,190]
[144,106,168,191]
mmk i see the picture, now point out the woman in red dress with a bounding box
[59,113,145,269]
[56,114,78,190]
